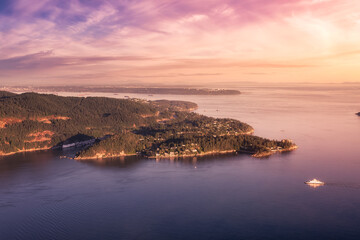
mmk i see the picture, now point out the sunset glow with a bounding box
[1,0,360,85]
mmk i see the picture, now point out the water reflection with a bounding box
[79,155,144,169]
[325,183,360,189]
[0,150,57,178]
[305,183,325,189]
[77,152,252,169]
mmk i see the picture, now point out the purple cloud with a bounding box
[0,0,329,35]
[1,0,359,85]
[0,51,156,71]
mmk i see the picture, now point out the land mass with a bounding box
[356,112,360,116]
[0,91,296,159]
[2,86,240,95]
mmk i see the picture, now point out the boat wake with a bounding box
[324,183,360,189]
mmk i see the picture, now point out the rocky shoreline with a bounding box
[73,144,298,161]
[0,146,51,156]
[1,141,298,160]
[251,145,299,158]
[75,152,137,160]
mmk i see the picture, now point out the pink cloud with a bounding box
[1,0,360,85]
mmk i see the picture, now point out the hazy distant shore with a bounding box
[2,86,240,96]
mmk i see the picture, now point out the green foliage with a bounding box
[0,92,296,157]
[0,92,159,153]
[150,100,198,111]
[77,112,295,158]
[78,133,144,157]
[0,91,17,98]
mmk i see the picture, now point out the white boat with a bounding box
[305,178,325,185]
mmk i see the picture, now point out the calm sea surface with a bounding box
[1,83,360,240]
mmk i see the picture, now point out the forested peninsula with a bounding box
[0,91,297,159]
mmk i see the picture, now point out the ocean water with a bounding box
[1,83,360,240]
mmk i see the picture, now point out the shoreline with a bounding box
[74,150,237,161]
[251,145,299,158]
[73,145,298,160]
[147,150,237,159]
[0,143,298,159]
[0,146,52,157]
[75,153,137,160]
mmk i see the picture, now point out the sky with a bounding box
[1,0,360,86]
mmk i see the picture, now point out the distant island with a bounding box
[2,86,240,95]
[0,91,297,159]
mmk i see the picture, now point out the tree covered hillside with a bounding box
[0,91,296,158]
[0,92,196,154]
